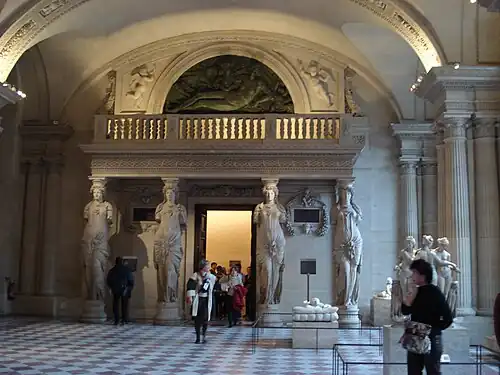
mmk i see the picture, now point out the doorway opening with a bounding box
[194,204,257,321]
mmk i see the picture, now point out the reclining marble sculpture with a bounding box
[292,297,339,322]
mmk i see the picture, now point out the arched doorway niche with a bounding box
[147,43,311,113]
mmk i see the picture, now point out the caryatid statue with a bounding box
[253,179,286,305]
[82,178,113,301]
[333,180,363,307]
[153,178,187,303]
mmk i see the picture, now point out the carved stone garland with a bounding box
[284,189,329,236]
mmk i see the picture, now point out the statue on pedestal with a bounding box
[433,237,459,299]
[81,178,113,301]
[394,236,416,298]
[254,179,286,305]
[333,181,363,307]
[375,277,393,299]
[153,179,187,303]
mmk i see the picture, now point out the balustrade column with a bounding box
[473,119,500,314]
[399,161,419,240]
[420,162,438,237]
[442,119,475,315]
[38,160,64,295]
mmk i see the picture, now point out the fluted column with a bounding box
[399,161,418,240]
[442,119,474,315]
[38,160,64,295]
[420,162,438,237]
[474,119,500,314]
[435,130,448,237]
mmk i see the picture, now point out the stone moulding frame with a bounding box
[147,42,311,114]
[284,189,330,237]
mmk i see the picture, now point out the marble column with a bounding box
[39,160,64,296]
[399,161,419,240]
[420,162,438,237]
[442,119,475,316]
[435,130,447,237]
[474,119,500,314]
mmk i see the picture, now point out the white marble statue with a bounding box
[415,235,459,288]
[433,237,458,299]
[394,236,416,297]
[334,181,363,307]
[126,64,155,107]
[390,279,405,323]
[82,179,113,301]
[293,297,339,322]
[446,281,458,320]
[375,277,393,299]
[253,179,286,305]
[153,179,187,303]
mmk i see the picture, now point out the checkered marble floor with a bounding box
[0,317,498,375]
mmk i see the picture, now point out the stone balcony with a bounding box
[81,113,368,178]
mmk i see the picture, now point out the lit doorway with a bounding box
[194,204,256,321]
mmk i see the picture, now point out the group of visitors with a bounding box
[209,262,255,325]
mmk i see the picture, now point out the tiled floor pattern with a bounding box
[0,317,498,375]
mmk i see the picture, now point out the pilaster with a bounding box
[391,123,434,244]
[473,118,500,315]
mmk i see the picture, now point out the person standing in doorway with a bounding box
[244,266,255,321]
[220,266,244,327]
[106,257,135,325]
[186,259,216,344]
[402,259,453,375]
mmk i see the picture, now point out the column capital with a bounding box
[436,118,471,140]
[88,176,108,192]
[261,178,280,187]
[420,161,438,176]
[160,177,179,188]
[392,122,434,161]
[473,117,497,139]
[399,161,418,175]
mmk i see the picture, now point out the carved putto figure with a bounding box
[433,237,458,299]
[333,181,363,307]
[394,236,416,298]
[254,180,286,305]
[81,179,113,301]
[375,277,393,299]
[298,60,337,109]
[126,64,155,107]
[153,179,187,303]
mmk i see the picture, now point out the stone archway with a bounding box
[148,43,310,113]
[163,55,295,115]
[0,0,445,82]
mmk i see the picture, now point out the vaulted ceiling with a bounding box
[0,0,488,121]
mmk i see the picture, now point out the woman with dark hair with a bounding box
[402,259,453,375]
[186,259,216,344]
[220,266,245,327]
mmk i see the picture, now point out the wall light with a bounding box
[470,0,477,3]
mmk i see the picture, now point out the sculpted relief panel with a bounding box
[298,59,341,112]
[164,55,294,114]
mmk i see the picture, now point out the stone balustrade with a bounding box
[94,114,341,143]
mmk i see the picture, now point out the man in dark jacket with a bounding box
[106,257,134,325]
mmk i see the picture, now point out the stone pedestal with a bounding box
[383,324,470,375]
[258,304,282,327]
[12,295,60,317]
[370,297,391,326]
[0,292,10,315]
[292,321,339,348]
[154,302,181,325]
[337,305,361,328]
[80,300,106,323]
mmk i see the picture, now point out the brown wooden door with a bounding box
[194,206,208,272]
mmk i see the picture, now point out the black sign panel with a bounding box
[132,207,156,221]
[300,259,316,275]
[293,208,320,223]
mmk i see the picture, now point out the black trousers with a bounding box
[194,297,209,339]
[226,294,241,326]
[112,294,129,323]
[407,334,443,375]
